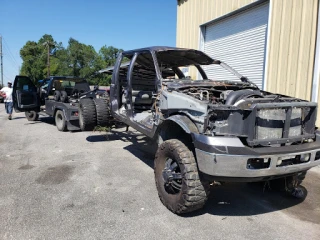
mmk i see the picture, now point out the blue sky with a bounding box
[0,0,177,84]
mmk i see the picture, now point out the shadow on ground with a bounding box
[86,129,320,222]
[87,129,156,168]
[186,183,307,218]
[12,117,26,120]
[23,116,55,126]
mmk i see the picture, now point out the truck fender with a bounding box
[155,115,199,145]
[166,115,199,134]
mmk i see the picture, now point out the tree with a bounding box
[20,34,124,86]
[66,38,106,84]
[54,44,71,76]
[96,45,127,86]
[99,45,124,67]
[20,34,61,83]
[20,41,44,83]
[38,34,61,78]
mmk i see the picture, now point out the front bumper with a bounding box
[192,132,320,180]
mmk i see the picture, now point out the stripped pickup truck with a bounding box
[80,46,320,214]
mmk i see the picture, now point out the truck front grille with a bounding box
[256,107,303,140]
[256,108,286,140]
[247,102,317,146]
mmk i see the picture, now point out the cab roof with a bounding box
[123,46,217,66]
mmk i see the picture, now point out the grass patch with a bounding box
[93,125,112,140]
[93,125,111,133]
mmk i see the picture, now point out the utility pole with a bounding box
[0,35,3,87]
[47,42,50,78]
[43,41,54,78]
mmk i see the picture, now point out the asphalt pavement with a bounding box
[0,106,319,240]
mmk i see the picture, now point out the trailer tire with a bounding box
[55,110,67,131]
[54,91,61,102]
[79,98,97,131]
[154,139,210,214]
[60,90,68,103]
[93,98,111,127]
[25,111,39,121]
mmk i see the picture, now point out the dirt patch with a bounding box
[36,165,75,185]
[61,203,75,210]
[18,164,35,170]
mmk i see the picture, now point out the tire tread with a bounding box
[155,139,210,214]
[79,98,97,131]
[93,98,112,127]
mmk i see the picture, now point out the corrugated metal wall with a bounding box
[318,81,320,126]
[176,0,256,78]
[203,2,269,88]
[266,0,318,102]
[177,0,319,126]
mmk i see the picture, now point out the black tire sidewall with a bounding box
[54,91,61,102]
[25,111,39,121]
[60,91,68,103]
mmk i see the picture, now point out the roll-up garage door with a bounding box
[202,2,269,89]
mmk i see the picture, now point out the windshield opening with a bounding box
[155,50,213,81]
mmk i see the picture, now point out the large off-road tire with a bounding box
[93,98,111,127]
[55,110,67,131]
[25,111,39,121]
[54,91,61,101]
[60,90,68,103]
[154,139,210,214]
[79,98,97,131]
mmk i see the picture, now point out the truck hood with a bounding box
[165,79,257,91]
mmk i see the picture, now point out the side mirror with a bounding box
[94,85,99,91]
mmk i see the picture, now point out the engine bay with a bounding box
[168,81,305,108]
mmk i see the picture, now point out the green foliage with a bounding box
[20,41,45,82]
[99,45,123,67]
[20,34,124,86]
[94,125,111,132]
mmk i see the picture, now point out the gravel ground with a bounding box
[0,106,319,240]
